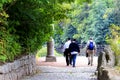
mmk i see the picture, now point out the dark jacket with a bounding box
[69,42,80,53]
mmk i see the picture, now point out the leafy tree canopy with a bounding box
[57,0,114,44]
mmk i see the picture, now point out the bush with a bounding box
[7,0,53,53]
[0,27,21,63]
[106,24,120,66]
[36,46,62,58]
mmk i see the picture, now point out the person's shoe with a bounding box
[88,61,90,65]
[91,64,93,66]
[67,64,69,66]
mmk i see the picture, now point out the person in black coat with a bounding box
[69,39,80,67]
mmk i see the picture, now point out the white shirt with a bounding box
[71,51,78,55]
[63,40,71,52]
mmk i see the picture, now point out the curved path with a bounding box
[21,56,98,80]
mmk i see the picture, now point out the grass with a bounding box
[115,66,120,73]
[36,47,63,59]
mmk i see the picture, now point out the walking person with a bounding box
[69,39,80,67]
[86,37,96,66]
[63,38,72,66]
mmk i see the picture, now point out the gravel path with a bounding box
[20,56,98,80]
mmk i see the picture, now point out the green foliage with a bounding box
[114,0,120,26]
[75,0,91,4]
[0,27,21,62]
[115,66,120,72]
[0,0,22,63]
[66,25,77,38]
[36,47,47,57]
[77,0,114,44]
[109,0,120,66]
[0,0,75,63]
[0,55,7,63]
[1,0,113,63]
[106,24,120,65]
[0,0,12,10]
[7,0,54,53]
[58,0,114,44]
[36,46,62,57]
[53,0,93,44]
[6,0,76,53]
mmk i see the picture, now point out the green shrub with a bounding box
[0,55,7,63]
[106,24,120,66]
[36,47,47,57]
[7,0,53,53]
[0,0,22,63]
[0,27,21,63]
[36,47,62,58]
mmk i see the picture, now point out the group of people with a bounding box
[63,37,96,67]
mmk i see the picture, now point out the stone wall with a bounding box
[0,55,37,80]
[97,45,120,80]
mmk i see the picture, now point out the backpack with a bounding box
[88,41,94,50]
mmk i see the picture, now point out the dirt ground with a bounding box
[36,56,98,67]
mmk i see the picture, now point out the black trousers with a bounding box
[64,49,72,66]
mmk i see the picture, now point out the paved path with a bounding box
[21,56,98,80]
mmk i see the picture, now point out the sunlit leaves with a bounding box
[106,24,120,65]
[110,1,120,65]
[60,0,114,44]
[79,0,113,43]
[75,0,91,4]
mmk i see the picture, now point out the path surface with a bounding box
[21,56,98,80]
